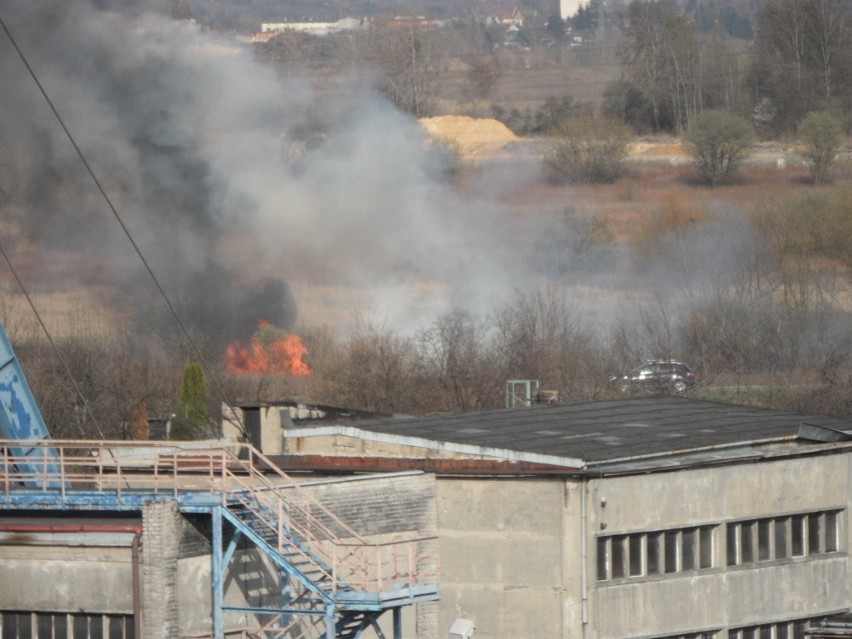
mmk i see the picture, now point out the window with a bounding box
[665,529,679,573]
[740,522,754,563]
[792,516,805,556]
[699,526,713,568]
[758,519,771,561]
[807,515,820,555]
[682,528,696,571]
[825,512,838,552]
[726,510,841,567]
[774,518,788,559]
[647,532,661,575]
[645,632,717,639]
[0,611,133,639]
[597,525,718,582]
[612,534,626,578]
[629,534,643,576]
[596,537,608,581]
[731,615,828,639]
[727,524,738,566]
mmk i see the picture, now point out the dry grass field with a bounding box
[2,134,845,339]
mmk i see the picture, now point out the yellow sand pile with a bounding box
[420,115,518,157]
[628,141,686,156]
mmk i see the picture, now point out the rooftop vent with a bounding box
[449,619,475,639]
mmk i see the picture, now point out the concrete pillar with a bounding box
[417,474,440,639]
[142,500,181,639]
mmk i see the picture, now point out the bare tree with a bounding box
[753,0,852,134]
[319,318,419,414]
[619,0,701,132]
[416,310,501,412]
[357,21,448,117]
[495,286,606,400]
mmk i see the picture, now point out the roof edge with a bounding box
[284,425,587,469]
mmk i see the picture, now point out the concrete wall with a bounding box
[284,431,852,639]
[286,432,492,461]
[437,477,570,639]
[0,545,134,613]
[142,501,180,639]
[588,454,851,639]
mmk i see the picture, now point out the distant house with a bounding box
[477,3,524,27]
[228,397,852,639]
[560,0,584,20]
[257,18,365,38]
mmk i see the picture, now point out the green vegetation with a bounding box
[798,111,845,184]
[686,111,754,186]
[544,115,631,184]
[172,362,211,440]
[756,190,852,271]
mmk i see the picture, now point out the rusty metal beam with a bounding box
[269,455,580,475]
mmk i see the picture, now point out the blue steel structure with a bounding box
[0,325,440,639]
[0,322,64,487]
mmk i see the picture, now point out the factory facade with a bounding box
[231,397,852,639]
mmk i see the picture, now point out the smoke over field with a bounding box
[0,1,523,344]
[2,0,849,393]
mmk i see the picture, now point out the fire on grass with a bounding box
[225,320,311,376]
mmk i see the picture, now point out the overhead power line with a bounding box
[0,13,245,438]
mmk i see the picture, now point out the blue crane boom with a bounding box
[0,322,64,486]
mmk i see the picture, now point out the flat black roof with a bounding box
[296,396,852,464]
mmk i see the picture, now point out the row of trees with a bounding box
[544,107,846,186]
[10,182,852,439]
[604,0,852,137]
[252,1,852,142]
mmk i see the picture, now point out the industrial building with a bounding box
[0,324,438,639]
[5,333,852,639]
[0,440,440,639]
[229,396,852,639]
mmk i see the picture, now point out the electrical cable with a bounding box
[0,242,103,440]
[0,13,246,438]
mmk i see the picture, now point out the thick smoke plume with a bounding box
[0,0,514,345]
[0,0,760,352]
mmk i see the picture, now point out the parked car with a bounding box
[609,360,696,394]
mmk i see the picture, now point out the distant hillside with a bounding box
[172,0,760,39]
[174,0,557,32]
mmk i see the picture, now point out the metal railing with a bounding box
[0,439,438,597]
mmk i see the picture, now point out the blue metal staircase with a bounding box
[208,447,440,639]
[0,321,439,638]
[0,439,440,639]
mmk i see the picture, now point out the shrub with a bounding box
[544,115,631,184]
[686,110,754,186]
[172,362,211,440]
[601,80,654,133]
[798,111,845,185]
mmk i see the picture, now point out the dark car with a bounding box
[609,360,696,394]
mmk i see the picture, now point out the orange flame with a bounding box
[225,321,311,376]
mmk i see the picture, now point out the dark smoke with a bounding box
[0,1,307,343]
[0,0,520,344]
[0,0,725,346]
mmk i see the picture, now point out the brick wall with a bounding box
[290,472,435,538]
[296,472,440,639]
[142,500,180,639]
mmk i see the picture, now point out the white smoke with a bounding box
[0,0,771,350]
[0,1,525,341]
